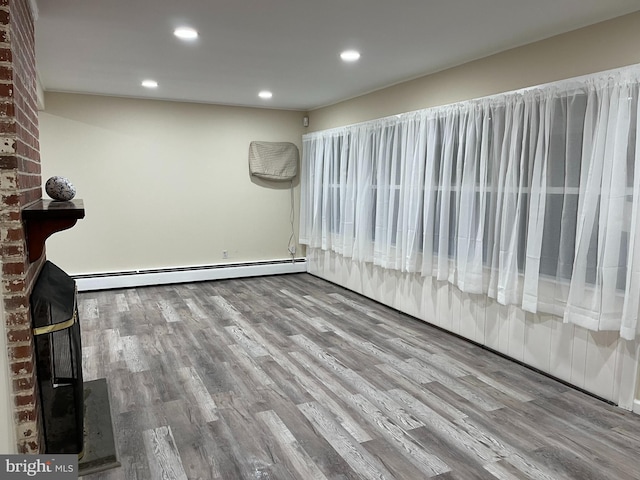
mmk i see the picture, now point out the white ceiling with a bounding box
[34,0,640,111]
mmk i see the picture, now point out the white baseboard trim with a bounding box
[634,399,640,415]
[74,259,307,292]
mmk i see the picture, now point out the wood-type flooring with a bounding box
[79,273,640,479]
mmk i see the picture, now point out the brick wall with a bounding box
[0,0,43,453]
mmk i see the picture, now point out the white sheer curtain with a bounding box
[301,66,640,340]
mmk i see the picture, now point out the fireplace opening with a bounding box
[30,260,84,455]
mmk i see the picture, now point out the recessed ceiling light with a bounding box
[340,50,361,62]
[141,79,158,88]
[174,27,198,40]
[258,90,273,99]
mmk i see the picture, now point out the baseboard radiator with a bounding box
[73,258,307,292]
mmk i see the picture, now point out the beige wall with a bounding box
[39,93,305,275]
[309,11,640,131]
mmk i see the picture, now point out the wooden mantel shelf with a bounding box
[22,199,85,262]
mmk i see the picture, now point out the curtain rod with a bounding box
[304,62,640,140]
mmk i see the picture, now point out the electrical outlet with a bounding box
[222,250,228,259]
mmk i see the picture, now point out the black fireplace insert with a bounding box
[31,260,84,455]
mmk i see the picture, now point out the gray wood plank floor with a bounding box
[79,273,640,480]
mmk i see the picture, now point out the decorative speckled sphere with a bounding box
[45,176,76,201]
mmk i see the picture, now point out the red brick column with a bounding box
[0,0,44,453]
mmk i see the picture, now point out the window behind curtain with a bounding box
[301,66,640,340]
